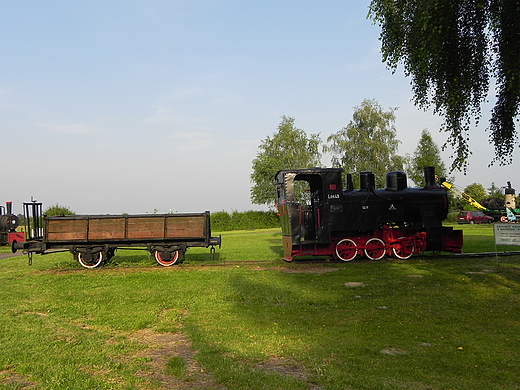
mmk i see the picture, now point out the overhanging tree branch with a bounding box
[369,0,520,171]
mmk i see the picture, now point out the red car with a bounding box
[456,211,494,224]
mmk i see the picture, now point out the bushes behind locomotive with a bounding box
[211,210,280,231]
[446,210,459,222]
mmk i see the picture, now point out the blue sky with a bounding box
[1,1,518,215]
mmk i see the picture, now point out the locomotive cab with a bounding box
[275,168,344,258]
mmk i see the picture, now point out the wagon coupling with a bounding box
[209,235,221,260]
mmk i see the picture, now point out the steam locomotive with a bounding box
[275,167,462,261]
[0,202,25,246]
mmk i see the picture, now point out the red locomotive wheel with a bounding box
[391,237,414,260]
[335,238,357,261]
[154,250,180,266]
[364,238,386,260]
[77,252,104,269]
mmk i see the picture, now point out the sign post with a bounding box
[493,223,520,265]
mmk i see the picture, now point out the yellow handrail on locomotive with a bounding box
[439,181,488,211]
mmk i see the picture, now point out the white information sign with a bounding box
[493,223,520,246]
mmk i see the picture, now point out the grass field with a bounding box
[0,224,519,390]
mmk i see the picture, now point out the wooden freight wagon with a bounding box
[13,207,221,268]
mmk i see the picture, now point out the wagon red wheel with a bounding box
[391,236,414,260]
[364,238,386,260]
[335,238,357,261]
[154,250,180,266]
[77,252,104,269]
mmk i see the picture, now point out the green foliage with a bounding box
[452,182,488,210]
[211,210,280,231]
[408,129,447,186]
[44,203,75,216]
[482,182,506,210]
[324,99,406,188]
[488,182,503,199]
[446,210,459,222]
[446,181,512,211]
[368,0,520,170]
[464,183,487,204]
[250,116,322,206]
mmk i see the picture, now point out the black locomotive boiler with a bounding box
[275,167,462,261]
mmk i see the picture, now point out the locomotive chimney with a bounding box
[423,167,436,187]
[345,173,354,192]
[6,201,12,215]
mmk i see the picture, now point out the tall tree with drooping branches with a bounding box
[368,0,520,171]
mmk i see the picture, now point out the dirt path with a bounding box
[128,328,324,390]
[129,329,229,390]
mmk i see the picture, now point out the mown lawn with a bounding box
[0,225,519,390]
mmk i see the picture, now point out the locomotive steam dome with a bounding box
[386,171,408,191]
[359,171,375,190]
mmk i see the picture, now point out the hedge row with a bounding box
[210,210,280,231]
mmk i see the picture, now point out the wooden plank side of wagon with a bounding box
[45,218,88,241]
[46,216,127,242]
[126,217,166,239]
[165,215,207,239]
[87,217,126,240]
